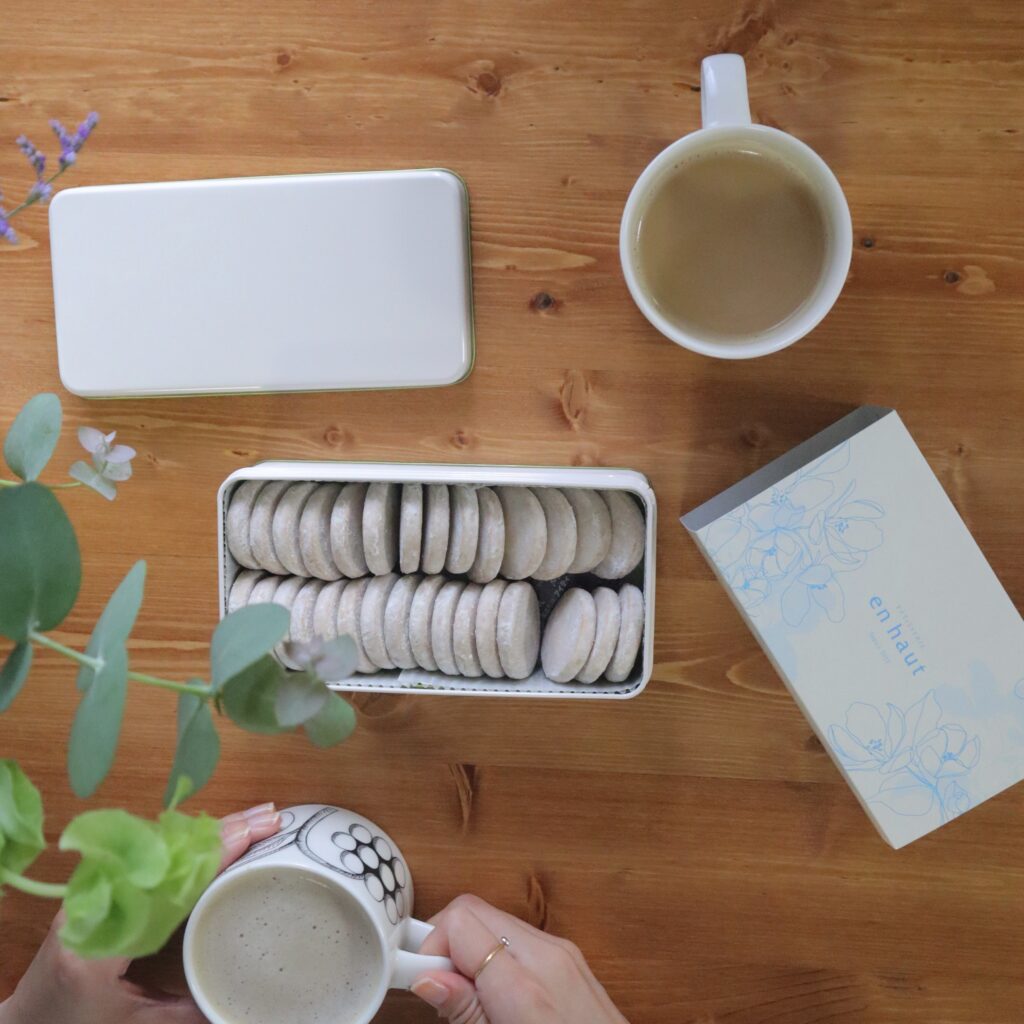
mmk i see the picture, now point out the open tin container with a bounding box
[218,462,657,699]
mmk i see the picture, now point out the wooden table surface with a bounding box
[2,1,1024,1020]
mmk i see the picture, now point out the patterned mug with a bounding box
[183,804,452,1024]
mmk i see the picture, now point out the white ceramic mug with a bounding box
[183,804,452,1024]
[619,54,852,359]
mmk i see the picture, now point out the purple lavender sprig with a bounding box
[2,112,99,244]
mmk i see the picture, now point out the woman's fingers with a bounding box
[412,971,490,1024]
[218,803,281,869]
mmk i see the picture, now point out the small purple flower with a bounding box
[51,112,98,169]
[27,181,52,203]
[15,135,46,178]
[0,214,15,245]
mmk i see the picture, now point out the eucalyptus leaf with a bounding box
[211,604,290,692]
[0,642,32,712]
[274,670,329,727]
[0,483,81,642]
[0,760,46,875]
[3,393,62,481]
[68,460,116,500]
[164,693,220,808]
[221,655,289,734]
[303,694,357,748]
[59,809,222,959]
[68,562,146,797]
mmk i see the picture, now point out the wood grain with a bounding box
[2,0,1024,1020]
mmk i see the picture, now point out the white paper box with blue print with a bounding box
[683,407,1024,849]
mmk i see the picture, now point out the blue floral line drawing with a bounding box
[702,442,885,629]
[828,690,980,823]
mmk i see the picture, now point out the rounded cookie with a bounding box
[384,573,421,670]
[474,579,509,679]
[562,488,612,574]
[272,482,319,577]
[497,487,547,580]
[430,580,466,676]
[362,482,400,576]
[336,576,377,674]
[290,578,325,647]
[605,584,644,683]
[312,579,348,640]
[468,487,505,584]
[408,575,446,671]
[532,487,578,581]
[249,480,292,574]
[299,483,344,581]
[399,484,424,574]
[453,583,484,677]
[541,588,597,683]
[247,573,282,607]
[576,586,622,684]
[270,575,309,670]
[359,572,400,669]
[593,491,645,580]
[227,569,265,614]
[330,482,370,578]
[446,485,480,575]
[421,484,450,575]
[226,480,266,570]
[496,581,540,680]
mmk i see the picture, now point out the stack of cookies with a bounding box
[224,479,647,684]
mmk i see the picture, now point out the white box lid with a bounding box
[49,169,474,398]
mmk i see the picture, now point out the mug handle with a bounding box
[700,54,752,128]
[390,917,455,990]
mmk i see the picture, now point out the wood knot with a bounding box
[943,270,961,284]
[954,442,968,457]
[276,50,292,67]
[861,237,875,249]
[451,429,471,449]
[323,425,351,448]
[559,370,589,430]
[530,291,558,312]
[804,733,825,754]
[476,71,501,96]
[525,874,549,931]
[448,763,477,833]
[741,425,768,449]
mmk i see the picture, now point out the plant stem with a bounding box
[28,632,210,698]
[5,166,69,219]
[126,671,210,698]
[28,631,102,671]
[0,478,83,490]
[0,868,69,900]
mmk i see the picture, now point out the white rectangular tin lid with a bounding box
[49,168,474,397]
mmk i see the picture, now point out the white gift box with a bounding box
[683,407,1024,848]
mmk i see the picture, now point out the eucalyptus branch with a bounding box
[0,867,69,900]
[0,478,82,490]
[127,671,211,698]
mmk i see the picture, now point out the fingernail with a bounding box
[222,820,250,844]
[247,810,280,831]
[244,802,276,818]
[411,978,448,1008]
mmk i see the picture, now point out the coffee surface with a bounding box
[191,868,383,1024]
[633,147,827,341]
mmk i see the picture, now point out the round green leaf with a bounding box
[303,694,357,748]
[0,642,32,712]
[164,693,220,808]
[221,655,289,734]
[60,809,170,889]
[0,760,46,875]
[4,393,62,481]
[0,483,81,642]
[211,603,290,691]
[68,562,146,797]
[274,671,329,727]
[68,460,116,500]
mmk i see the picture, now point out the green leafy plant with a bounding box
[0,394,358,957]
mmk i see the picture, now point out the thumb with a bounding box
[412,970,489,1024]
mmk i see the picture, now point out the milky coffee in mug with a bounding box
[620,54,852,359]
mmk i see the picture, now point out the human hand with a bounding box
[412,894,628,1024]
[0,802,281,1024]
